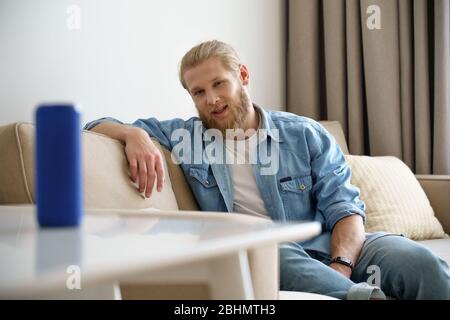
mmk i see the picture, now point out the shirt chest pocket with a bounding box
[279,175,313,194]
[279,175,313,218]
[189,167,218,189]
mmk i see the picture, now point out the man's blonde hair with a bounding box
[179,40,241,90]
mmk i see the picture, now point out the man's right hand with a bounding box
[90,122,165,198]
[124,127,165,198]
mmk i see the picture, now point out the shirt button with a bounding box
[205,180,210,185]
[298,184,306,191]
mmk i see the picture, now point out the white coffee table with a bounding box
[0,205,321,299]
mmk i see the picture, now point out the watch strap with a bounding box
[331,256,354,270]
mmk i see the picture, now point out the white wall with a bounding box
[0,0,286,126]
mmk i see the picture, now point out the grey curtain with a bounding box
[288,0,450,174]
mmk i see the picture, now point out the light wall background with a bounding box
[0,0,286,126]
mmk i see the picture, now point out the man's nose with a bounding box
[206,91,219,106]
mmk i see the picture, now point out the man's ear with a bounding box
[239,64,250,86]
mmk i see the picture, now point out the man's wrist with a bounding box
[124,126,146,142]
[330,256,354,270]
[329,262,352,278]
[330,261,352,270]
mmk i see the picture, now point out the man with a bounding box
[85,40,450,299]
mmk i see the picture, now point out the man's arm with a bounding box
[90,122,165,198]
[90,121,137,143]
[304,121,366,278]
[330,214,365,278]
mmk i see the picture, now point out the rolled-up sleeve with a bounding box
[307,123,366,232]
[84,117,123,130]
[83,116,191,151]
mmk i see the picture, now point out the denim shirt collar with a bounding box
[253,104,283,143]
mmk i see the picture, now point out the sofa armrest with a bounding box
[416,175,450,234]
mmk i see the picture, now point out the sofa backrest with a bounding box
[0,121,349,209]
[319,121,349,154]
[0,122,180,210]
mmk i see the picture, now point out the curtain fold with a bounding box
[413,0,432,173]
[346,0,367,156]
[288,0,450,174]
[398,0,414,169]
[433,0,450,173]
[360,0,403,159]
[288,0,323,120]
[323,0,348,136]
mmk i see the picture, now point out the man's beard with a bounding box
[198,86,251,136]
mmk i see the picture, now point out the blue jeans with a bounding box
[280,233,450,299]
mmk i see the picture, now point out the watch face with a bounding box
[338,257,352,264]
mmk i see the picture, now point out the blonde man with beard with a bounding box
[85,40,450,300]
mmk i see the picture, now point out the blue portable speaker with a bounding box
[35,104,83,227]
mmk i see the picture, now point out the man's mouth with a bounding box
[211,105,228,117]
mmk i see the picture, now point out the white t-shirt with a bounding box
[224,117,270,219]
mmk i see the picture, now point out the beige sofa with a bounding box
[1,121,449,299]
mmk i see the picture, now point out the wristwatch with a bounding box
[330,256,354,270]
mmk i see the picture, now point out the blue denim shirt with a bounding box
[84,105,366,255]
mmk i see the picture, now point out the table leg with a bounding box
[207,249,255,299]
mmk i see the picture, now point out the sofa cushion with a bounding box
[345,155,446,240]
[418,239,450,267]
[0,123,35,204]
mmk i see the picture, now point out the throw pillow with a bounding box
[344,155,446,240]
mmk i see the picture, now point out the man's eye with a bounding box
[194,90,204,96]
[214,81,223,87]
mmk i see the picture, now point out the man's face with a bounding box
[183,57,251,134]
